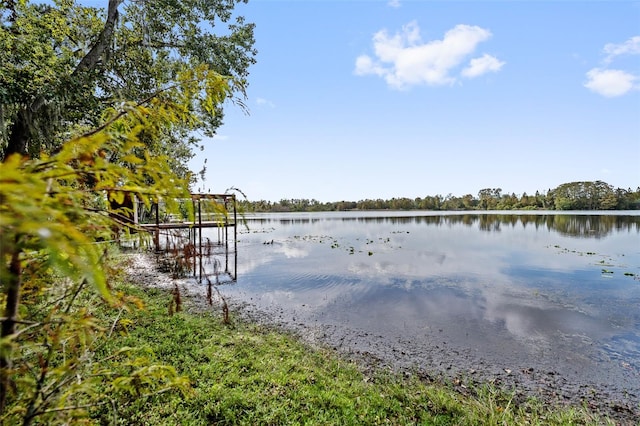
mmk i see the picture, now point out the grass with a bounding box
[90,278,614,425]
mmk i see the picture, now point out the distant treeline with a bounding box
[251,212,639,239]
[239,181,640,212]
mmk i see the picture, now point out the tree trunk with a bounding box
[0,245,22,413]
[2,0,124,161]
[72,0,123,77]
[3,108,31,159]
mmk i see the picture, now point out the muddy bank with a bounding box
[123,253,639,425]
[228,298,640,425]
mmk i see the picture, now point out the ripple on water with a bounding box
[602,332,640,373]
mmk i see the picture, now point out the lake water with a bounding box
[203,211,640,406]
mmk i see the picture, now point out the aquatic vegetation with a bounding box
[287,232,404,257]
[549,245,638,280]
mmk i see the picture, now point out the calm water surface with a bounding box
[207,211,640,397]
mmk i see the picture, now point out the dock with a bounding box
[121,193,238,284]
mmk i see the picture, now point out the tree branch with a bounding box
[72,0,124,78]
[3,0,125,159]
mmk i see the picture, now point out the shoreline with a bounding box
[123,252,640,424]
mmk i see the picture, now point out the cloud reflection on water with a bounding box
[220,212,640,384]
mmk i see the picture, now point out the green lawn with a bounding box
[88,278,612,426]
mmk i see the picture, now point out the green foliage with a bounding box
[0,74,226,290]
[239,181,640,212]
[477,188,502,210]
[0,258,192,425]
[1,0,108,155]
[1,1,252,423]
[0,57,237,423]
[1,0,255,175]
[549,180,632,210]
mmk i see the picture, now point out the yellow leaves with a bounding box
[108,356,192,398]
[174,64,235,121]
[1,151,25,169]
[1,76,212,304]
[54,133,109,169]
[1,5,247,422]
[121,154,144,165]
[113,317,135,336]
[108,190,126,206]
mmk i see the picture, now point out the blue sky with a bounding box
[190,0,640,202]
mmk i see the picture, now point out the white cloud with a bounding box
[461,53,505,78]
[256,97,275,108]
[354,22,502,89]
[584,68,637,97]
[584,36,640,97]
[388,0,401,8]
[354,55,386,77]
[603,35,640,64]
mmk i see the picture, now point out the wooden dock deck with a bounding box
[139,220,234,230]
[133,193,238,253]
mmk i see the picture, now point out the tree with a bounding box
[1,0,252,422]
[441,194,463,210]
[550,181,616,210]
[0,67,237,423]
[478,188,501,210]
[497,193,517,210]
[600,191,618,210]
[534,190,544,208]
[1,0,256,177]
[461,194,476,210]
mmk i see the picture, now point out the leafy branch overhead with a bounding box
[0,0,256,167]
[1,62,235,306]
[0,62,239,426]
